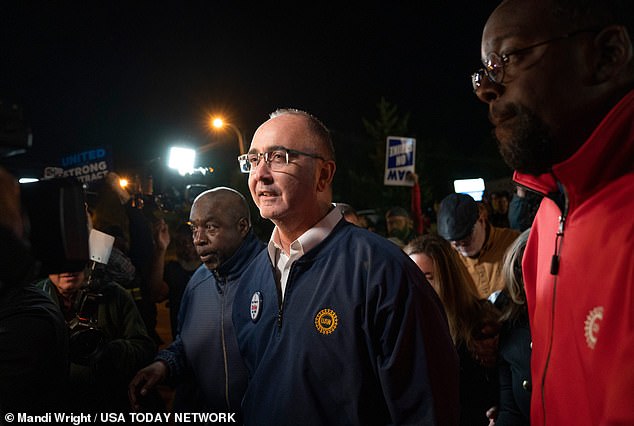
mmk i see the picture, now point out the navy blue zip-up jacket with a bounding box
[233,219,459,425]
[157,231,264,420]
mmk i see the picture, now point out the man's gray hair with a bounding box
[269,108,335,161]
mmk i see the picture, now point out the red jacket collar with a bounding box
[514,89,634,211]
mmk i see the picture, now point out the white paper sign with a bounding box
[384,136,416,187]
[88,229,115,265]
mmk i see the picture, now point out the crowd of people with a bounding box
[1,0,633,424]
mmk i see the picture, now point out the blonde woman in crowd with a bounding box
[405,234,501,426]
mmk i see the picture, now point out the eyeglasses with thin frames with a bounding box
[238,148,326,174]
[471,27,601,92]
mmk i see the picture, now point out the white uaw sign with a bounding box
[384,136,416,187]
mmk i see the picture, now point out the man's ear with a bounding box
[592,25,633,83]
[316,160,336,192]
[237,217,250,237]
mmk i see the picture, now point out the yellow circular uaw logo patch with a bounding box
[315,308,338,335]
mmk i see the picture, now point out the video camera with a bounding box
[68,229,114,365]
[67,261,105,365]
[20,177,90,276]
[66,229,116,365]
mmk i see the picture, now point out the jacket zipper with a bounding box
[276,286,285,329]
[549,215,566,275]
[218,275,231,410]
[276,260,299,329]
[277,306,283,328]
[541,181,569,425]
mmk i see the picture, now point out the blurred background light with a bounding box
[168,147,196,176]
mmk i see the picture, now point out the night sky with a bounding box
[1,2,504,194]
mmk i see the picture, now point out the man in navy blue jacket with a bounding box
[129,187,264,422]
[233,109,459,425]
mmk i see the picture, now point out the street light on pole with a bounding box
[166,115,244,176]
[210,116,246,155]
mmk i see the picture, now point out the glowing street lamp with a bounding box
[210,116,245,154]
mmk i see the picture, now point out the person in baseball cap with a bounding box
[385,206,416,247]
[437,193,519,298]
[437,193,480,242]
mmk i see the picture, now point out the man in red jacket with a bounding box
[473,0,634,424]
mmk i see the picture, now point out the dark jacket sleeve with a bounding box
[0,285,69,414]
[154,279,193,383]
[96,284,156,380]
[373,259,459,425]
[495,358,528,426]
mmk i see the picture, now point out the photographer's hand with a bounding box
[154,218,170,251]
[128,360,169,411]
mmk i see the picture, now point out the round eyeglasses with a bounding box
[471,27,601,92]
[237,148,325,174]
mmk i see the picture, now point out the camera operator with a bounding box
[35,255,156,412]
[0,166,69,416]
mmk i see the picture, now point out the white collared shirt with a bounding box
[267,206,342,300]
